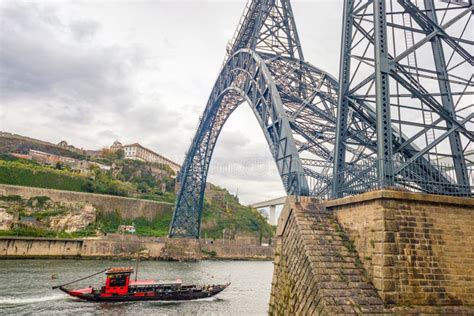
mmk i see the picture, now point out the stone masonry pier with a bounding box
[269,196,385,314]
[269,192,474,315]
[326,190,474,307]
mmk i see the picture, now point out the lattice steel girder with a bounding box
[421,0,470,188]
[374,0,395,187]
[333,0,473,197]
[334,0,356,195]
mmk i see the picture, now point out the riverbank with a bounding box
[0,235,274,261]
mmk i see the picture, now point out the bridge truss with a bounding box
[333,0,473,197]
[169,0,473,238]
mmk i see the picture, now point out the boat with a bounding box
[53,267,230,302]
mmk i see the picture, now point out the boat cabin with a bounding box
[104,267,133,295]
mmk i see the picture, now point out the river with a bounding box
[0,259,273,315]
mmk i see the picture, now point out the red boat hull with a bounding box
[59,283,230,302]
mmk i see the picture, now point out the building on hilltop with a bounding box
[110,141,180,174]
[110,140,123,150]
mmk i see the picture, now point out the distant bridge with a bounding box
[249,196,287,226]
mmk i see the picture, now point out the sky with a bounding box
[0,0,343,204]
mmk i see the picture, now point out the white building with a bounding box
[111,141,181,174]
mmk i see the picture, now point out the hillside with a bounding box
[202,184,274,239]
[0,135,274,239]
[0,152,175,202]
[0,132,87,160]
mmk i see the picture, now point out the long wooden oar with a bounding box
[52,268,109,289]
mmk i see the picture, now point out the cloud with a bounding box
[96,129,119,140]
[69,20,100,41]
[0,1,142,123]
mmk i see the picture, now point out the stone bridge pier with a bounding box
[269,191,474,315]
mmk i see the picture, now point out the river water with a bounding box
[0,259,273,315]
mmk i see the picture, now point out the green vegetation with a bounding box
[26,196,51,208]
[0,194,23,202]
[94,210,173,237]
[0,152,274,239]
[0,193,97,238]
[89,185,274,239]
[201,249,217,257]
[81,167,135,197]
[0,159,87,192]
[0,224,58,238]
[30,209,67,220]
[201,185,274,239]
[0,188,273,239]
[93,148,125,165]
[0,223,94,239]
[0,154,174,202]
[139,192,176,204]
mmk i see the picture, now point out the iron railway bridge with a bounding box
[170,0,474,238]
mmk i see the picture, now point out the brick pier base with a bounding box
[327,190,474,307]
[269,191,474,315]
[269,196,385,314]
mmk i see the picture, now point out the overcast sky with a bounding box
[0,0,343,204]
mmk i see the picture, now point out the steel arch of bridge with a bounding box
[169,50,314,238]
[169,0,473,238]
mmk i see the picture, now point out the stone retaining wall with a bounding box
[0,237,83,258]
[0,236,273,261]
[201,242,273,260]
[0,237,164,259]
[81,239,166,259]
[0,184,173,220]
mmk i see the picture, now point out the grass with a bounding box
[0,155,177,201]
[0,225,58,238]
[96,210,173,237]
[26,196,51,208]
[201,187,275,239]
[0,160,87,192]
[139,192,176,204]
[0,224,98,239]
[0,195,23,202]
[33,209,68,220]
[201,249,217,257]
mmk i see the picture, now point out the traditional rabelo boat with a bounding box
[53,267,230,302]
